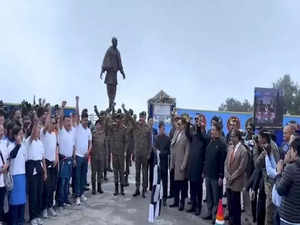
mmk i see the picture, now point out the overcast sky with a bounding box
[1,1,300,114]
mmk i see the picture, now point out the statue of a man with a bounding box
[100,37,126,110]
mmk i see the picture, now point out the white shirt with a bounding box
[9,140,27,176]
[41,130,57,162]
[58,127,75,157]
[0,139,8,187]
[27,139,45,161]
[74,124,92,157]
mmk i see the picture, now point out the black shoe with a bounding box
[133,189,140,197]
[84,187,90,191]
[113,184,119,196]
[169,203,179,208]
[202,215,212,220]
[167,195,173,199]
[121,185,125,196]
[98,183,104,194]
[179,202,185,211]
[92,183,96,195]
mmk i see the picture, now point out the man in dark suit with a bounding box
[225,129,249,225]
[186,114,207,216]
[148,118,158,191]
[154,121,170,206]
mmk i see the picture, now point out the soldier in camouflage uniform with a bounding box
[106,113,127,196]
[122,105,134,187]
[131,111,152,198]
[91,119,106,194]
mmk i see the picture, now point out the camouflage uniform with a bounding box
[124,115,135,186]
[106,116,127,195]
[91,129,106,193]
[104,115,113,172]
[132,119,151,195]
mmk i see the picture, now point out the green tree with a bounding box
[272,74,300,115]
[218,98,253,112]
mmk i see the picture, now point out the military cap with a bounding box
[139,111,146,117]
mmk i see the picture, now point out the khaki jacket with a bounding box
[225,143,249,192]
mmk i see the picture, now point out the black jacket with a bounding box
[276,158,300,224]
[154,134,170,171]
[204,138,227,180]
[186,125,207,182]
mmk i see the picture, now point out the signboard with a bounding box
[153,104,171,124]
[254,88,284,129]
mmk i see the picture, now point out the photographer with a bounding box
[255,129,280,225]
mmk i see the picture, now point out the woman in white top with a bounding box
[26,117,47,225]
[0,124,8,225]
[40,111,59,218]
[8,125,26,225]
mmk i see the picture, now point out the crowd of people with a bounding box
[0,97,94,225]
[0,98,300,225]
[162,113,300,225]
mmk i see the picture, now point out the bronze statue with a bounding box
[100,37,126,111]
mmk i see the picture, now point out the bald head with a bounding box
[283,125,293,142]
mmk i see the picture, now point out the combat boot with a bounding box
[120,185,125,196]
[142,188,146,198]
[133,188,140,197]
[92,182,96,195]
[113,183,119,196]
[98,183,104,194]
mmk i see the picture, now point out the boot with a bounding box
[142,188,146,198]
[92,182,96,195]
[113,183,119,196]
[179,199,185,211]
[104,171,108,181]
[98,183,104,194]
[120,185,125,196]
[124,175,129,187]
[133,188,140,197]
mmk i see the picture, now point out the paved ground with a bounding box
[42,166,211,225]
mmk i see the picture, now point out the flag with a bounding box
[148,150,163,223]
